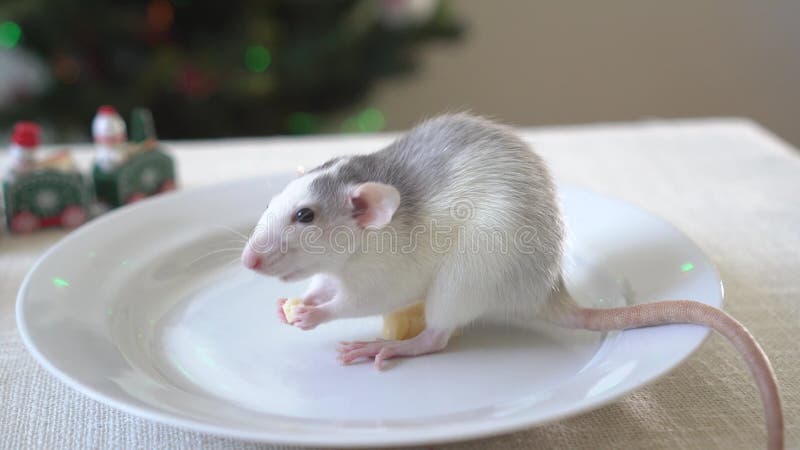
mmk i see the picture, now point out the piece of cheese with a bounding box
[282,298,303,323]
[382,302,426,340]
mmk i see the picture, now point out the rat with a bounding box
[241,113,783,449]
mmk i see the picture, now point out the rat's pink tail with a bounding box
[548,298,783,450]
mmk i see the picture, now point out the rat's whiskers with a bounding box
[186,247,244,267]
[209,223,250,241]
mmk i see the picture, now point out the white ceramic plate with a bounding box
[17,176,722,447]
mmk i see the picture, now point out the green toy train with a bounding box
[2,168,91,233]
[92,142,176,206]
[91,107,177,207]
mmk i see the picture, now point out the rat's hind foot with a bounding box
[337,328,451,370]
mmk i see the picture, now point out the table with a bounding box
[1,118,798,449]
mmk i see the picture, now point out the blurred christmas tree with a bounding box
[0,0,461,139]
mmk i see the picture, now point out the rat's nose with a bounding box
[242,247,263,271]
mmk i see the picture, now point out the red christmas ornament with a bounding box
[11,122,41,149]
[97,105,118,115]
[147,0,175,34]
[175,64,217,98]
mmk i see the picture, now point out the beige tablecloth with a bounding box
[1,118,798,449]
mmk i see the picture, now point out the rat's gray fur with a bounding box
[310,113,565,318]
[311,114,556,220]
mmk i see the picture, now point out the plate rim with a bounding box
[15,176,724,447]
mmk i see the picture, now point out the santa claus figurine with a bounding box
[7,121,40,174]
[92,105,127,172]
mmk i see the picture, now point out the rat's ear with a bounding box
[349,182,401,229]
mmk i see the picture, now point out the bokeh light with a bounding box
[680,262,694,272]
[341,117,359,133]
[147,0,175,33]
[52,277,70,287]
[287,112,318,134]
[0,21,22,48]
[244,45,271,72]
[53,54,81,84]
[357,108,385,132]
[342,108,386,133]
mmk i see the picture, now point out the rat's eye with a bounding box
[294,207,315,223]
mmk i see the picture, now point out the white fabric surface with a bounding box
[0,118,798,449]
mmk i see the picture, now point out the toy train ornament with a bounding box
[2,122,91,233]
[2,106,177,233]
[91,106,176,207]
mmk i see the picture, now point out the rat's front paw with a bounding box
[291,305,330,330]
[277,298,289,323]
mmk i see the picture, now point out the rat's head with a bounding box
[241,167,400,281]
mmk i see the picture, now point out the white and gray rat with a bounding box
[241,113,783,449]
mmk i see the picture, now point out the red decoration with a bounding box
[12,122,41,148]
[11,211,40,233]
[175,64,217,98]
[97,105,118,115]
[158,179,176,193]
[147,0,175,34]
[126,192,146,203]
[59,205,88,228]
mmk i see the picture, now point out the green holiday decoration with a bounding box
[3,170,91,233]
[2,121,92,233]
[92,108,177,208]
[92,150,176,206]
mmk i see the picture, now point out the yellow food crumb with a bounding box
[282,298,303,323]
[382,302,426,340]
